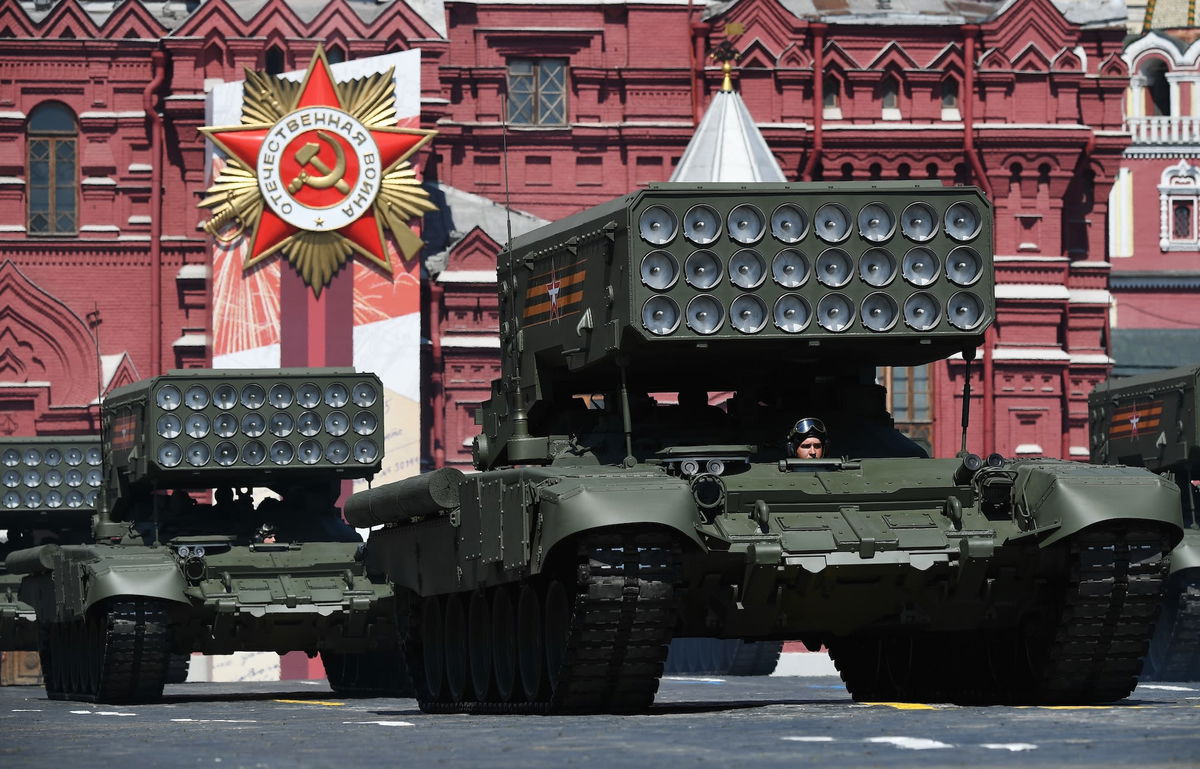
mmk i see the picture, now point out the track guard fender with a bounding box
[81,551,190,614]
[531,475,702,574]
[1011,462,1184,548]
[1168,530,1200,576]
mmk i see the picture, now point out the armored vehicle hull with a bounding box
[0,572,38,652]
[5,369,406,703]
[1091,363,1200,680]
[357,183,1183,712]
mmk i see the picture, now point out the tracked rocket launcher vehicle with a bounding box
[6,369,402,703]
[1091,363,1200,680]
[354,182,1184,712]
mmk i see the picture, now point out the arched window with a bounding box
[1141,58,1170,116]
[823,75,842,119]
[265,46,286,76]
[940,77,960,120]
[880,75,900,119]
[27,102,77,236]
[326,45,346,65]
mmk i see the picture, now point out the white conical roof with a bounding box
[669,87,786,183]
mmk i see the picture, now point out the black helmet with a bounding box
[787,417,828,453]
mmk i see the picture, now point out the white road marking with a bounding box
[69,710,136,717]
[171,718,258,723]
[662,676,726,684]
[342,720,415,727]
[865,736,953,750]
[296,680,323,686]
[1139,684,1197,692]
[781,736,835,742]
[11,709,42,712]
[981,743,1038,752]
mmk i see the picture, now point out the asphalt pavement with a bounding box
[2,675,1197,769]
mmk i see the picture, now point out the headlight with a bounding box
[685,250,721,289]
[861,292,899,332]
[728,249,766,289]
[640,251,679,290]
[268,383,294,409]
[214,384,238,410]
[815,248,852,288]
[773,294,811,333]
[642,296,680,336]
[156,385,182,410]
[184,385,210,410]
[685,295,724,335]
[771,204,808,243]
[946,246,983,286]
[157,414,183,439]
[816,293,854,332]
[901,202,937,242]
[728,204,765,244]
[859,248,896,287]
[158,443,182,468]
[639,205,678,245]
[945,201,981,241]
[682,204,720,245]
[902,247,939,287]
[730,295,767,334]
[772,249,809,288]
[325,383,350,408]
[857,202,895,243]
[352,381,378,408]
[904,292,941,330]
[947,291,985,330]
[241,384,266,409]
[814,203,850,243]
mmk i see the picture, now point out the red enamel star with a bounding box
[200,46,435,288]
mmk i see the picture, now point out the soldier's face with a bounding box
[796,438,824,458]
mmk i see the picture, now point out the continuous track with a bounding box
[831,525,1170,704]
[407,530,680,714]
[40,598,170,704]
[1144,574,1200,681]
[321,650,415,696]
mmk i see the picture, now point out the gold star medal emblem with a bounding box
[199,46,437,294]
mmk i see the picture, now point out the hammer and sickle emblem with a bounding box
[287,131,351,195]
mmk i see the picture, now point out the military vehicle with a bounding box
[353,182,1183,714]
[0,436,100,656]
[6,369,402,703]
[1090,363,1200,680]
[664,637,782,676]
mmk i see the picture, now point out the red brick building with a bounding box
[0,0,1138,463]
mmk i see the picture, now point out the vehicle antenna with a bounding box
[501,93,514,250]
[86,305,109,509]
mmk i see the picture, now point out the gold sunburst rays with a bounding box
[199,45,439,296]
[199,157,265,242]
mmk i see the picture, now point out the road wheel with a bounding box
[468,590,494,700]
[408,596,446,707]
[443,593,470,703]
[491,586,518,702]
[544,579,571,692]
[517,582,546,700]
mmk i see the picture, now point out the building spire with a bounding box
[669,39,786,183]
